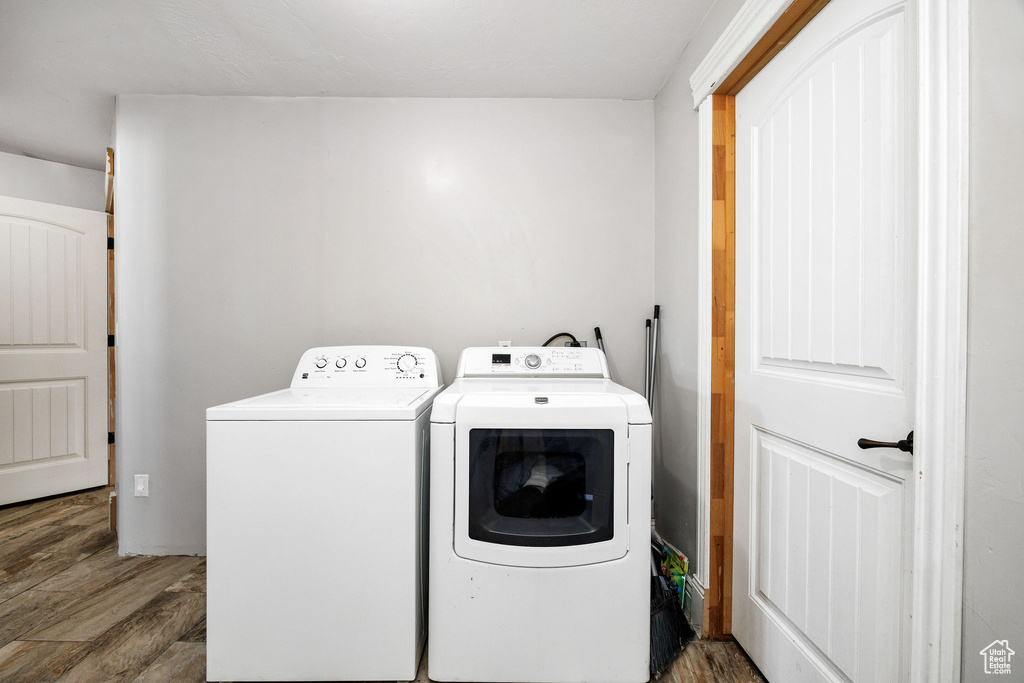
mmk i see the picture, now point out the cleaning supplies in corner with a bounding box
[646,304,694,678]
[649,541,692,678]
[655,537,689,611]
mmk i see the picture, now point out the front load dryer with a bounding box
[206,346,441,682]
[428,346,652,683]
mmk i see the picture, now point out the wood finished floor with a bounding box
[0,487,764,683]
[0,486,205,683]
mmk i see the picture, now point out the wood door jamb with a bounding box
[701,0,830,641]
[106,148,116,535]
[704,94,736,640]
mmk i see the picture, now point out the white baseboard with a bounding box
[686,577,705,635]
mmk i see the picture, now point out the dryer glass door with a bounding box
[468,428,614,547]
[452,397,630,568]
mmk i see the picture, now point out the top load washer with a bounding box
[206,346,441,682]
[428,346,651,683]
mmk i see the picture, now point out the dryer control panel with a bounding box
[457,347,609,378]
[290,346,441,388]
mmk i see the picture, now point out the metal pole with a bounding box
[644,319,652,405]
[650,305,660,412]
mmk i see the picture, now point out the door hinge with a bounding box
[108,335,115,347]
[108,432,115,445]
[107,237,114,250]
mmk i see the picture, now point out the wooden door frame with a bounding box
[689,0,970,681]
[106,148,117,533]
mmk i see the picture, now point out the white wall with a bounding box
[652,0,744,615]
[961,0,1024,673]
[0,150,105,211]
[114,95,655,555]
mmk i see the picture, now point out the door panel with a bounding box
[0,379,85,466]
[753,9,905,386]
[734,1,915,681]
[0,197,108,505]
[751,429,903,681]
[2,219,84,348]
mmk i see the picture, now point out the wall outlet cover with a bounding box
[134,474,149,497]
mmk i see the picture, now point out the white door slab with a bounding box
[0,196,108,505]
[733,0,916,681]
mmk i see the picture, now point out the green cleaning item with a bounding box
[660,543,688,609]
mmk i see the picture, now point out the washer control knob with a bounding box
[524,353,542,369]
[355,357,367,369]
[314,357,328,369]
[397,354,418,372]
[335,358,347,369]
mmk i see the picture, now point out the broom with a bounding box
[650,543,693,677]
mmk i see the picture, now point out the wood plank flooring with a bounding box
[0,487,204,682]
[0,487,765,683]
[661,641,766,683]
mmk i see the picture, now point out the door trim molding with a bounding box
[690,0,969,679]
[910,1,969,680]
[689,0,832,108]
[689,0,792,108]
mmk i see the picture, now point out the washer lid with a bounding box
[206,386,440,421]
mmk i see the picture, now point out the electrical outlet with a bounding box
[498,340,512,347]
[134,474,149,497]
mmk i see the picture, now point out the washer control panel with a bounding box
[290,346,441,388]
[458,347,609,378]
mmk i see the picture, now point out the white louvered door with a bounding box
[0,196,108,505]
[733,0,916,681]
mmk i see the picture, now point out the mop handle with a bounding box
[650,305,660,411]
[644,319,652,405]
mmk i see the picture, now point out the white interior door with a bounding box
[0,196,108,505]
[733,0,916,681]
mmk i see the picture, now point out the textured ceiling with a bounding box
[0,0,715,171]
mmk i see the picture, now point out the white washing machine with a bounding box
[428,346,652,683]
[206,346,441,682]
